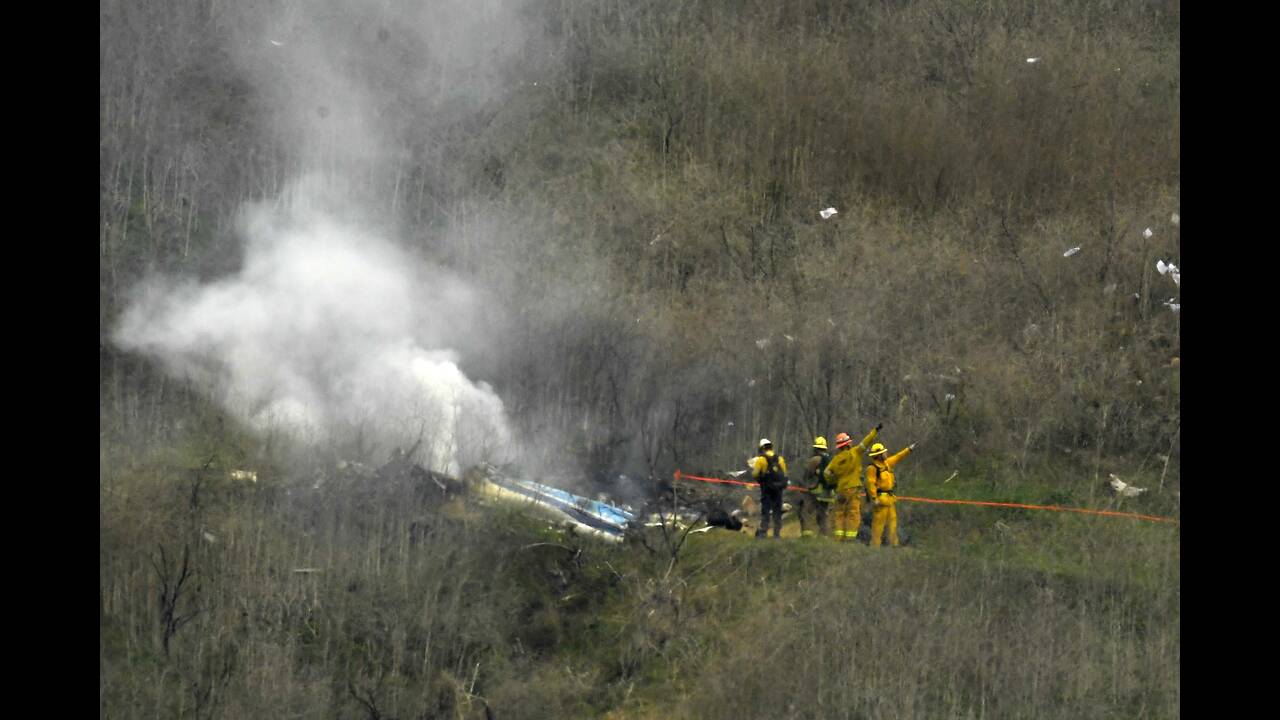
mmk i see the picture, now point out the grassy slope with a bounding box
[101,432,1178,719]
[553,509,1179,718]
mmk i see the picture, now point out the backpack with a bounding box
[816,452,833,488]
[761,452,788,490]
[806,451,833,491]
[866,463,889,503]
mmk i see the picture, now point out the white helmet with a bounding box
[758,438,772,450]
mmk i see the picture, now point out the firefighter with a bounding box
[823,424,882,541]
[865,441,917,548]
[798,436,834,537]
[750,438,788,538]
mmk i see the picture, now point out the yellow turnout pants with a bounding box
[870,494,898,547]
[834,488,861,541]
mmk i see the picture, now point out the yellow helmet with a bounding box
[813,436,828,450]
[869,442,888,457]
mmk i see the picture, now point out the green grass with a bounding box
[101,440,1178,718]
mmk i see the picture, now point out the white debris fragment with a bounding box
[1109,474,1147,497]
[202,531,217,544]
[270,40,284,47]
[943,470,959,484]
[727,421,735,427]
[1156,259,1180,286]
[1063,246,1081,257]
[944,393,956,402]
[747,379,757,387]
[1163,300,1180,313]
[728,470,748,478]
[1132,292,1140,299]
[819,207,838,220]
[1104,283,1117,294]
[755,338,769,350]
[230,470,258,483]
[783,334,795,342]
[827,318,836,327]
[1170,213,1180,226]
[1026,57,1040,63]
[1143,227,1153,239]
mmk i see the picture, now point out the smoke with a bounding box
[112,0,548,473]
[116,177,509,473]
[238,0,535,180]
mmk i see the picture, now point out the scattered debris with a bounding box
[827,318,836,327]
[1108,474,1147,497]
[747,378,757,387]
[1163,299,1180,313]
[1026,57,1040,63]
[1156,259,1180,286]
[1171,212,1180,226]
[944,393,956,402]
[477,465,635,542]
[269,39,284,47]
[229,470,258,483]
[943,470,959,484]
[1143,227,1153,239]
[726,421,735,427]
[819,207,838,219]
[705,507,745,531]
[201,531,217,544]
[783,334,795,342]
[755,338,770,350]
[1063,246,1081,257]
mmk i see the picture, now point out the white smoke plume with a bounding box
[114,177,510,474]
[112,0,544,474]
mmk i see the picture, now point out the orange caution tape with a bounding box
[673,470,811,492]
[673,470,1179,525]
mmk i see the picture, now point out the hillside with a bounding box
[100,1,1180,717]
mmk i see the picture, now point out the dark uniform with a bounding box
[798,440,834,537]
[751,443,788,538]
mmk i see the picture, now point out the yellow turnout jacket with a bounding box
[750,451,788,480]
[822,427,879,494]
[866,447,912,501]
